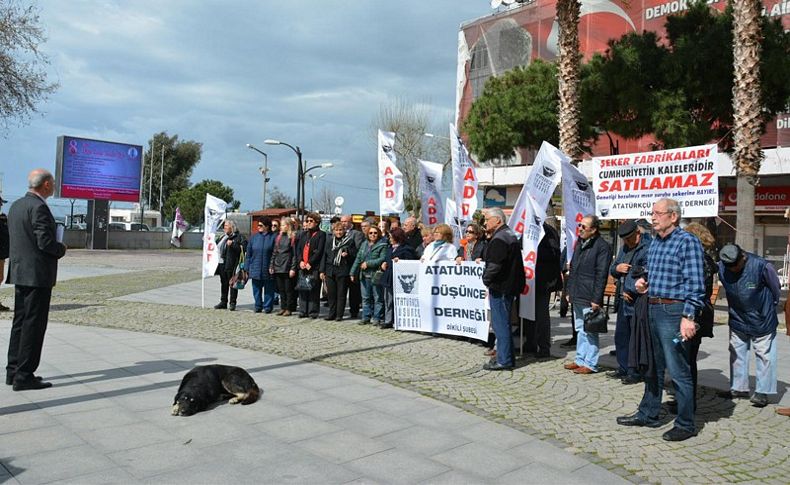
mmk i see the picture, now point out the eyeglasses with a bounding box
[466,230,476,234]
[651,210,670,217]
[577,223,591,229]
[306,219,316,223]
[257,224,264,227]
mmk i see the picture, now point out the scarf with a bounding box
[218,234,229,264]
[331,234,352,266]
[465,241,476,261]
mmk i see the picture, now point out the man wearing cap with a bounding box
[0,196,9,312]
[616,198,705,442]
[717,243,781,408]
[608,220,650,384]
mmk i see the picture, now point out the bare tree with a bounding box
[313,185,338,215]
[0,1,58,132]
[373,97,450,216]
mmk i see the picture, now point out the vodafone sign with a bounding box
[722,187,790,211]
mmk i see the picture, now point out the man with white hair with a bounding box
[6,169,67,391]
[402,216,422,250]
[481,207,525,371]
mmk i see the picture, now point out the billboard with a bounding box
[55,135,143,202]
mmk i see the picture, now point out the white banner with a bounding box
[170,207,188,248]
[419,160,444,227]
[378,129,405,215]
[561,159,596,256]
[202,193,228,278]
[592,144,718,219]
[393,260,489,341]
[519,197,546,320]
[450,123,478,225]
[444,198,462,247]
[508,141,566,235]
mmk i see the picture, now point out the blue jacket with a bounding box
[246,231,275,280]
[719,253,780,337]
[609,233,651,316]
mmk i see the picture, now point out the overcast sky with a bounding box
[1,0,490,221]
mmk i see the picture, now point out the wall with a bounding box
[62,230,206,250]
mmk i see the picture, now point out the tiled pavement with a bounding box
[1,249,790,484]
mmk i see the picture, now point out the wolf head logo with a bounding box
[542,166,556,178]
[398,274,417,294]
[382,144,393,154]
[533,216,542,226]
[600,207,610,217]
[575,181,589,191]
[426,176,435,184]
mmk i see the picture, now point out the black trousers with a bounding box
[6,285,52,382]
[218,265,238,305]
[524,290,551,353]
[325,273,349,319]
[347,277,361,317]
[298,270,321,317]
[275,273,296,311]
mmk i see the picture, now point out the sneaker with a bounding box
[750,392,769,408]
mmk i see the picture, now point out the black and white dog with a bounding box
[171,364,260,416]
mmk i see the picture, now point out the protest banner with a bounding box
[419,160,444,226]
[393,260,489,342]
[592,144,718,219]
[450,123,478,226]
[518,197,545,320]
[508,141,565,235]
[561,159,595,255]
[378,129,404,214]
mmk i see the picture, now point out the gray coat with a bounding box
[270,232,295,274]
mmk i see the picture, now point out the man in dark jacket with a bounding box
[292,212,326,318]
[6,169,67,390]
[524,222,562,358]
[718,243,781,408]
[565,215,612,374]
[0,197,9,312]
[609,220,650,384]
[402,216,422,250]
[481,208,526,371]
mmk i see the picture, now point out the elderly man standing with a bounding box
[6,169,67,390]
[341,215,365,319]
[617,198,705,442]
[716,243,781,408]
[402,216,422,251]
[481,208,525,371]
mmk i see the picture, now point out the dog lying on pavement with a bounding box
[171,364,260,416]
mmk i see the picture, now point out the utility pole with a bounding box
[159,145,165,211]
[148,141,154,207]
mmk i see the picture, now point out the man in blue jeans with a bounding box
[617,198,705,442]
[481,208,525,371]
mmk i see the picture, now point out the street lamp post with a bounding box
[265,139,303,218]
[307,172,326,212]
[303,163,333,214]
[246,144,269,209]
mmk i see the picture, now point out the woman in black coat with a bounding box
[380,227,417,329]
[215,219,246,311]
[291,212,326,318]
[320,222,357,321]
[271,218,297,315]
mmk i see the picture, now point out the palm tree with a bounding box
[556,0,582,159]
[731,0,763,252]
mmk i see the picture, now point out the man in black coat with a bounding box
[6,169,67,391]
[524,222,562,358]
[402,216,422,250]
[341,215,365,319]
[481,207,526,371]
[0,197,9,312]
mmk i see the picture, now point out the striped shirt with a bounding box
[646,226,706,317]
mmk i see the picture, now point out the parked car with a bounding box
[108,222,127,231]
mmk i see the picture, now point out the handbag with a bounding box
[295,271,316,292]
[583,307,609,334]
[371,269,384,286]
[229,246,249,290]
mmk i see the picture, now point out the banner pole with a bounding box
[201,276,205,309]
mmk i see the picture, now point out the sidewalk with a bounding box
[2,249,790,484]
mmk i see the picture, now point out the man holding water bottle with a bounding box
[616,198,705,442]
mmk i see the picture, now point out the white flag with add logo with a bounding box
[418,160,444,226]
[378,129,404,215]
[562,159,596,256]
[519,196,546,320]
[508,141,566,235]
[202,193,228,278]
[450,123,478,226]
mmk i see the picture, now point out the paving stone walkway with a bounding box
[1,249,790,484]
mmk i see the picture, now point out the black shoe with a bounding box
[298,313,308,318]
[324,316,336,321]
[616,414,661,428]
[13,378,53,391]
[229,304,236,311]
[608,350,617,356]
[214,303,227,309]
[0,303,10,312]
[717,390,750,399]
[534,351,551,359]
[254,309,262,313]
[560,338,577,348]
[750,393,769,408]
[6,374,44,386]
[308,314,319,319]
[662,427,697,442]
[483,361,514,371]
[264,309,273,314]
[621,375,642,385]
[664,400,678,414]
[380,323,393,329]
[335,317,344,322]
[606,370,627,379]
[358,319,370,325]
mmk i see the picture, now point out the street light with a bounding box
[246,144,269,210]
[423,132,451,140]
[265,139,303,218]
[302,163,333,214]
[307,172,326,212]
